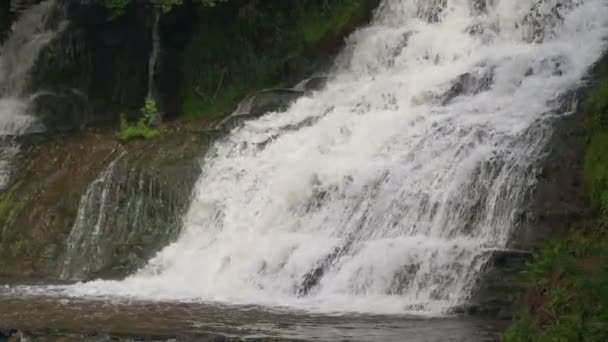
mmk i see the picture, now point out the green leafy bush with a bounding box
[141,96,160,125]
[504,314,535,342]
[116,96,160,142]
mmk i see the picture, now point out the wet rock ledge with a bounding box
[0,127,206,281]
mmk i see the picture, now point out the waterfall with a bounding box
[147,5,161,101]
[0,100,34,188]
[70,0,607,315]
[0,0,66,189]
[0,0,66,97]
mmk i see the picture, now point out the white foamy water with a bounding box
[0,98,34,135]
[0,98,38,187]
[65,0,608,315]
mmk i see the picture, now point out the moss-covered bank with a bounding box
[178,0,378,120]
[504,56,608,341]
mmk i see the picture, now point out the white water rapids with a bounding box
[61,0,607,315]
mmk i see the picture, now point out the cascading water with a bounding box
[147,5,161,109]
[61,151,127,280]
[68,0,607,315]
[0,0,66,188]
[0,0,65,97]
[0,99,33,188]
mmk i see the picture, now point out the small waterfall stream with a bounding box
[59,138,204,280]
[61,151,127,280]
[147,5,161,103]
[0,0,66,97]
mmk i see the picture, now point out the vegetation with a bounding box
[179,0,371,120]
[102,0,131,17]
[504,79,608,341]
[584,81,608,209]
[98,0,372,121]
[0,180,29,228]
[116,96,160,142]
[504,235,608,341]
[103,0,226,16]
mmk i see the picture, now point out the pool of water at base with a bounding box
[0,286,506,341]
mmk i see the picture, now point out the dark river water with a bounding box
[0,286,505,341]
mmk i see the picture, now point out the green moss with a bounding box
[179,0,370,120]
[0,181,29,228]
[10,237,28,257]
[584,131,608,210]
[583,81,608,130]
[504,313,535,342]
[0,181,22,223]
[584,81,608,209]
[117,122,160,141]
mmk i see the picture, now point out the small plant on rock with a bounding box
[116,96,161,142]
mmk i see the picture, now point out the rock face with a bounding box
[0,132,117,279]
[29,1,151,130]
[28,90,88,131]
[60,132,205,280]
[0,130,205,280]
[467,249,532,319]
